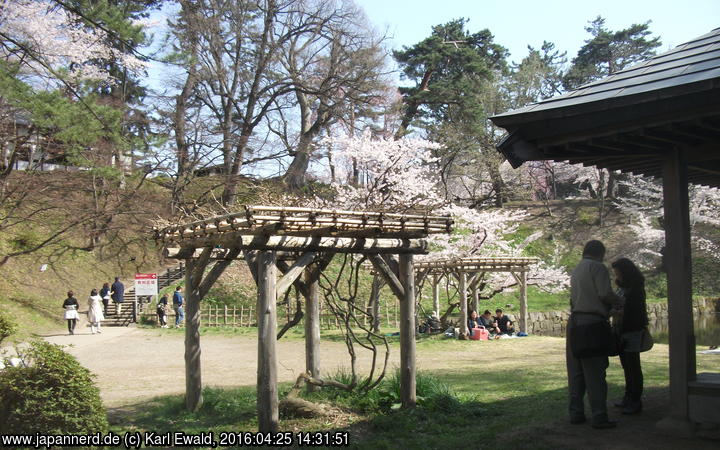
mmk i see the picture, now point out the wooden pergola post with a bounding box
[459,271,468,339]
[471,277,479,314]
[184,257,202,412]
[257,250,279,432]
[399,253,416,408]
[661,149,696,425]
[304,269,321,392]
[432,274,440,317]
[519,270,528,333]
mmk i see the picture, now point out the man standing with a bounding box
[173,286,185,327]
[567,240,622,429]
[111,277,125,316]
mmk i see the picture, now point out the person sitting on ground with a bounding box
[468,310,482,336]
[494,309,515,335]
[479,310,499,334]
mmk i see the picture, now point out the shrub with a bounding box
[0,340,108,434]
[0,311,18,345]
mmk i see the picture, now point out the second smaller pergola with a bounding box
[414,257,538,338]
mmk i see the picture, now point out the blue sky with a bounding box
[358,0,720,63]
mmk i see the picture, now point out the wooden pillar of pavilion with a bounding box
[184,257,202,412]
[257,251,279,432]
[659,149,696,429]
[399,253,416,408]
[519,271,528,333]
[459,271,468,339]
[432,274,440,318]
[471,277,479,314]
[305,269,321,393]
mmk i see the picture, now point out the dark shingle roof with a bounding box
[490,27,720,188]
[493,28,720,122]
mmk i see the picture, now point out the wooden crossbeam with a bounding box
[276,252,316,299]
[163,235,428,256]
[368,254,405,300]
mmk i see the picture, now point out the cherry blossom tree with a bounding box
[0,0,145,85]
[318,129,570,293]
[615,175,720,268]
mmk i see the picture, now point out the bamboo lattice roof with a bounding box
[154,206,454,253]
[415,256,539,274]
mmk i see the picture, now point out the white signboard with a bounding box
[135,273,158,297]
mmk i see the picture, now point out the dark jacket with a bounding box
[618,286,648,333]
[495,315,513,333]
[111,281,125,303]
[100,286,110,299]
[63,297,79,309]
[468,318,481,335]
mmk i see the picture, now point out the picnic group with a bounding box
[61,281,186,334]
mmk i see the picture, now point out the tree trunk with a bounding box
[284,134,315,190]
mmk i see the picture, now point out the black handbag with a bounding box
[569,314,619,358]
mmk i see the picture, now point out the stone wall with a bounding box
[527,297,719,336]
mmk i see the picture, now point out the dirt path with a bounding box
[44,326,403,407]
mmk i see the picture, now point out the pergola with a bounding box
[490,28,720,430]
[414,257,538,337]
[154,205,452,432]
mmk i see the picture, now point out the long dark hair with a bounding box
[611,258,645,294]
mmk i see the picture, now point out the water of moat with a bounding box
[536,313,720,347]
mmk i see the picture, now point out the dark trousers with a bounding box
[566,315,610,424]
[619,350,643,402]
[157,311,166,326]
[67,319,76,334]
[102,299,109,314]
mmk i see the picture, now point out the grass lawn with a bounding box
[109,336,720,449]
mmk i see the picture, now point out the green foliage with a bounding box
[394,18,508,121]
[564,16,661,89]
[0,311,18,345]
[575,206,598,225]
[0,340,108,434]
[306,369,460,414]
[0,60,125,162]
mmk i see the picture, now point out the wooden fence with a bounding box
[142,299,401,330]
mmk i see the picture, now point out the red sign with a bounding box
[135,273,158,296]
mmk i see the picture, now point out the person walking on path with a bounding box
[111,277,125,316]
[172,286,184,327]
[63,291,79,335]
[100,282,111,315]
[87,288,105,334]
[611,258,649,415]
[157,294,169,328]
[567,240,622,429]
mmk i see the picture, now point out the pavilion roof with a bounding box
[154,206,453,255]
[490,28,720,187]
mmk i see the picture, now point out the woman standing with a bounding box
[63,291,79,335]
[611,258,649,415]
[87,289,105,334]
